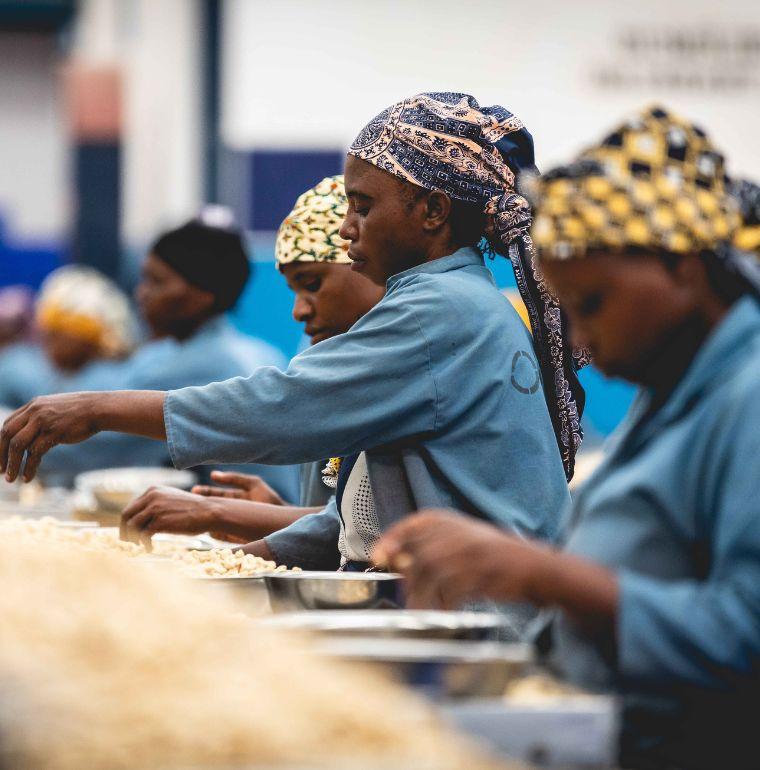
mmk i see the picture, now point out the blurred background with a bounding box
[2,0,759,440]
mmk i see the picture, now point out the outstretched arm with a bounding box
[0,390,167,482]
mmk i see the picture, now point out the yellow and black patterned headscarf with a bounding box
[531,105,741,259]
[275,176,351,269]
[730,178,760,255]
[529,105,760,298]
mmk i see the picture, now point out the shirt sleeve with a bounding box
[264,498,342,570]
[163,291,438,468]
[616,389,760,689]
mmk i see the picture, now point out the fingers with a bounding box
[122,486,211,543]
[19,431,55,482]
[127,507,155,531]
[374,510,487,609]
[191,485,246,499]
[400,539,468,609]
[121,490,154,543]
[209,471,256,490]
[0,403,33,478]
[1,394,94,482]
[373,509,453,568]
[3,420,40,483]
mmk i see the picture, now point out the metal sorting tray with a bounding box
[263,571,405,612]
[312,636,534,700]
[100,529,215,552]
[441,696,619,768]
[189,575,272,616]
[259,610,511,640]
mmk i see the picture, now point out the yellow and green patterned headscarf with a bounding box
[531,105,741,261]
[275,175,351,270]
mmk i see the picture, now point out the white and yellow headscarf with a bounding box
[36,266,136,358]
[275,175,351,269]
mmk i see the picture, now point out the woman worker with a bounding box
[18,218,295,497]
[120,176,383,550]
[0,265,135,409]
[0,93,581,571]
[375,106,760,770]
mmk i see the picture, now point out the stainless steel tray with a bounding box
[442,695,619,767]
[264,571,404,612]
[258,609,510,640]
[314,636,534,699]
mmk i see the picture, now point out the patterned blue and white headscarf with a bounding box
[349,92,587,480]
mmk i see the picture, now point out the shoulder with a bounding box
[387,264,514,325]
[722,336,760,422]
[703,335,760,468]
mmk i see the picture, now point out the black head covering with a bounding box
[151,219,251,312]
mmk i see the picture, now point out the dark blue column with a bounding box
[73,141,121,280]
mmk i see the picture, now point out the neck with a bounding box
[639,302,729,407]
[422,240,468,265]
[167,314,215,342]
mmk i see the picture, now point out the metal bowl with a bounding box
[74,467,197,512]
[313,636,534,699]
[258,609,511,640]
[263,571,404,612]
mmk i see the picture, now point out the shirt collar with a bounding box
[620,296,760,450]
[386,246,485,290]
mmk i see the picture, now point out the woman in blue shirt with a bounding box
[119,176,383,551]
[1,93,580,568]
[376,106,760,769]
[20,217,294,498]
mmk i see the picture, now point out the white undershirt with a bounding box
[337,452,380,564]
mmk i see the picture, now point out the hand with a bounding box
[120,486,218,546]
[0,393,105,482]
[191,471,286,506]
[373,509,552,610]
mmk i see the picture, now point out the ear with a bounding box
[422,191,452,232]
[186,284,216,314]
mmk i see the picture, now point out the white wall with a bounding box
[221,0,760,178]
[120,0,203,244]
[73,0,203,245]
[0,32,67,241]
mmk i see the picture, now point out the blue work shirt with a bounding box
[165,247,570,563]
[39,317,298,500]
[551,296,760,770]
[0,343,62,409]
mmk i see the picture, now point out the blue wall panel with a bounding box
[0,214,64,289]
[250,150,344,231]
[228,255,304,360]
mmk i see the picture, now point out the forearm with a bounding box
[94,390,167,440]
[209,499,320,542]
[241,538,275,561]
[523,545,619,632]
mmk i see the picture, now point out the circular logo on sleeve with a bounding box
[510,350,540,394]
